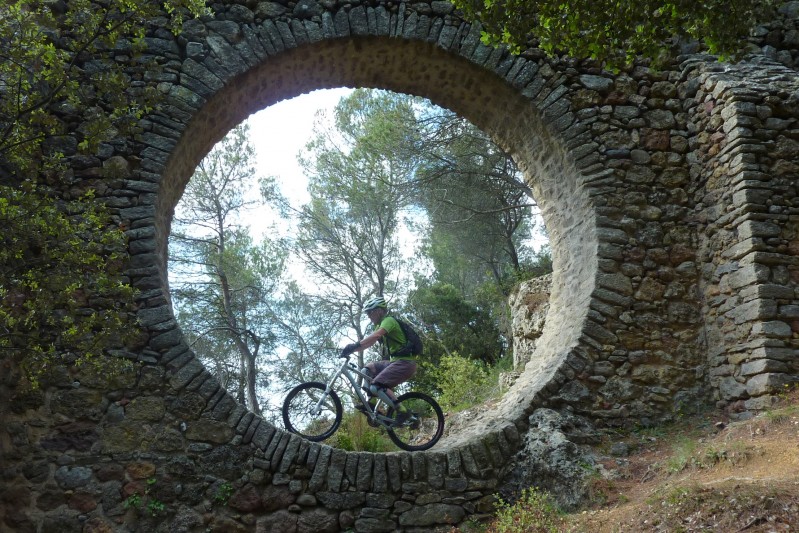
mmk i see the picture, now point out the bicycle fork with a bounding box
[310,389,332,417]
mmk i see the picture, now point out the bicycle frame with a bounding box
[283,351,444,451]
[315,355,393,426]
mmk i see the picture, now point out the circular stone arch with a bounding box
[154,35,597,445]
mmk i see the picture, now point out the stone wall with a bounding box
[688,57,799,413]
[1,358,519,531]
[2,0,799,531]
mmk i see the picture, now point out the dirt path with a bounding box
[570,393,799,532]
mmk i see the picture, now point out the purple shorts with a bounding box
[367,359,417,389]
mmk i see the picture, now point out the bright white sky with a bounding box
[247,87,353,209]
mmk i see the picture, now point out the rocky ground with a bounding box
[449,388,799,532]
[570,391,799,532]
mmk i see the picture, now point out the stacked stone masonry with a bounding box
[2,0,799,531]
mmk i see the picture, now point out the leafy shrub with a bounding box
[424,354,499,412]
[0,186,138,387]
[488,488,568,533]
[331,411,395,452]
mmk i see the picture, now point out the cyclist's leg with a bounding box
[357,361,390,416]
[365,360,390,383]
[371,360,417,403]
[373,360,418,426]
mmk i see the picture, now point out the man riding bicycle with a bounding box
[342,296,418,419]
[281,296,443,450]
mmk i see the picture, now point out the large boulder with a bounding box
[508,274,552,370]
[498,408,598,511]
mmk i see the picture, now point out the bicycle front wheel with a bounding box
[386,391,444,451]
[282,382,342,442]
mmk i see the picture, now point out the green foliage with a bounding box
[214,483,234,505]
[663,436,700,473]
[451,0,777,70]
[0,183,137,386]
[0,0,207,387]
[123,493,141,510]
[124,477,166,516]
[267,284,343,389]
[660,435,754,474]
[765,403,799,424]
[765,383,799,423]
[489,488,568,533]
[407,105,544,361]
[0,0,209,176]
[330,410,395,452]
[146,499,166,516]
[414,109,538,296]
[408,281,504,365]
[422,354,501,412]
[285,89,545,365]
[268,89,546,377]
[516,245,553,283]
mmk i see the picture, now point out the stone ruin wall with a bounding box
[2,1,799,531]
[689,59,799,413]
[505,31,799,426]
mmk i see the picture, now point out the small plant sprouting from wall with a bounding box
[124,477,166,517]
[123,493,141,510]
[214,482,234,506]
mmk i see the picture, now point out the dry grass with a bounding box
[454,388,799,532]
[570,388,799,532]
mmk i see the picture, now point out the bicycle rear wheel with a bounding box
[282,382,342,442]
[386,391,444,451]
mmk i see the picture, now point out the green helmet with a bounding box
[362,296,387,313]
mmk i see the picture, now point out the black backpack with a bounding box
[387,316,424,358]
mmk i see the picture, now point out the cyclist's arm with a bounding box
[357,328,387,351]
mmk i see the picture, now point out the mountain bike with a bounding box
[281,349,444,451]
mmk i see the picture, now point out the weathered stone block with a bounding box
[746,373,793,396]
[353,517,396,533]
[579,74,613,93]
[751,320,793,338]
[744,395,779,410]
[54,466,93,489]
[279,435,303,473]
[169,357,205,390]
[52,388,104,420]
[316,491,366,510]
[398,504,465,526]
[126,396,165,421]
[185,420,234,444]
[262,485,296,513]
[741,358,790,376]
[298,508,339,533]
[326,448,347,492]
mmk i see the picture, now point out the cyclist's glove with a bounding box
[341,342,361,357]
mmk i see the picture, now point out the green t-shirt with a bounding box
[373,315,410,360]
